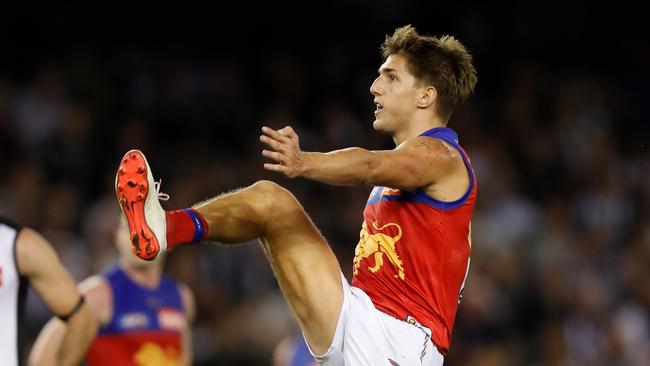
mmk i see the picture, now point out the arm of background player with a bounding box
[16,228,98,366]
[28,276,111,366]
[180,283,196,366]
[261,126,458,189]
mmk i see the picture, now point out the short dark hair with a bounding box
[381,25,478,120]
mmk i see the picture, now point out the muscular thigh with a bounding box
[259,192,343,356]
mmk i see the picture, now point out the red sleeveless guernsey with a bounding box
[351,127,476,356]
[86,266,185,366]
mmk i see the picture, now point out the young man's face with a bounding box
[369,54,423,135]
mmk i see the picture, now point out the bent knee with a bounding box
[251,180,299,210]
[251,180,290,197]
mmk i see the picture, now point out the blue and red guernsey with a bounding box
[86,266,186,366]
[351,127,476,356]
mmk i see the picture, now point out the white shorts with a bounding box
[307,273,445,366]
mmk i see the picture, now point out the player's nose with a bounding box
[370,77,381,96]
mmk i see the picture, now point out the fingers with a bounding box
[261,126,296,152]
[260,125,299,178]
[281,126,299,142]
[262,149,287,164]
[277,126,292,133]
[261,126,290,142]
[259,134,286,152]
[262,125,298,143]
[263,163,288,173]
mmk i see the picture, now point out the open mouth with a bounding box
[374,101,383,113]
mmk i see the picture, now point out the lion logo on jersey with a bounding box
[353,221,405,280]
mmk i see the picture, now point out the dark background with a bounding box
[1,3,648,365]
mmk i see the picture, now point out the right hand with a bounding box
[260,125,307,178]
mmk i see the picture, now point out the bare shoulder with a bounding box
[15,227,59,277]
[410,135,471,200]
[397,136,463,175]
[79,275,110,300]
[16,227,54,254]
[79,275,113,325]
[401,136,461,162]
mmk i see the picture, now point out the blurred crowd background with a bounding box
[1,3,648,365]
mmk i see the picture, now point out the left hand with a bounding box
[260,125,305,178]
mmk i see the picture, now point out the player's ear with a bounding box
[417,86,437,109]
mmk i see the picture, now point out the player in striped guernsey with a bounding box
[116,25,477,365]
[0,217,96,366]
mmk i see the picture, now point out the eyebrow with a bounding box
[378,67,396,74]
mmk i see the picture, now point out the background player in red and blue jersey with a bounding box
[115,24,476,365]
[29,217,195,366]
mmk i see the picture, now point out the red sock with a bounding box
[165,208,209,248]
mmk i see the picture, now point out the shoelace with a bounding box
[153,179,170,201]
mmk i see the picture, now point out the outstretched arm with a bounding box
[260,126,457,189]
[28,276,110,366]
[17,229,98,366]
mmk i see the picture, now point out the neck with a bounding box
[392,114,447,145]
[120,260,162,289]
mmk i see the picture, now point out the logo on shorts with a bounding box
[353,221,405,280]
[388,359,400,366]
